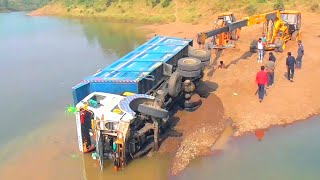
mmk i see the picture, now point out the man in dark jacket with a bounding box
[268,52,276,62]
[296,40,304,69]
[286,52,296,82]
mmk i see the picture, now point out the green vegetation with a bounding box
[21,0,320,24]
[0,0,51,11]
[274,0,285,10]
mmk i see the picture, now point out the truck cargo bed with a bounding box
[72,36,193,105]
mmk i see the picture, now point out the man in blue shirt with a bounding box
[286,52,296,82]
[296,40,304,69]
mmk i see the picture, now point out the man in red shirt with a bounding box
[256,66,268,103]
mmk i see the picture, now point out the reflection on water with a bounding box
[174,116,320,180]
[0,12,146,164]
[79,17,146,57]
[82,153,170,180]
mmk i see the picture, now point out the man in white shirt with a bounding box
[257,38,264,63]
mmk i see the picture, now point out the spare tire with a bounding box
[168,71,182,97]
[138,104,169,119]
[177,68,201,78]
[177,57,201,71]
[188,46,211,62]
[250,39,257,53]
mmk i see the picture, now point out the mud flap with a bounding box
[96,131,104,172]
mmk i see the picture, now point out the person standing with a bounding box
[266,57,275,88]
[256,66,268,103]
[257,38,264,63]
[296,40,304,69]
[286,52,296,82]
[268,52,276,62]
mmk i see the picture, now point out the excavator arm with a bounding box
[197,10,282,49]
[242,11,280,26]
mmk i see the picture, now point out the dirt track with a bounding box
[144,11,320,175]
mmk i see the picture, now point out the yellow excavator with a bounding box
[196,10,302,52]
[245,10,302,53]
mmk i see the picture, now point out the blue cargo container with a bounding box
[72,36,193,105]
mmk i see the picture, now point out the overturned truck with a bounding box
[72,36,211,171]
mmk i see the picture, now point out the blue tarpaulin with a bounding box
[72,36,192,105]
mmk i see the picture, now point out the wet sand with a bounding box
[159,93,226,175]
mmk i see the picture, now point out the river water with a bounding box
[0,12,320,180]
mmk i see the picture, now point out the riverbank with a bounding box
[142,11,320,175]
[28,0,320,24]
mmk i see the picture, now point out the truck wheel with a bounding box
[177,69,201,78]
[250,40,257,53]
[168,71,182,97]
[137,104,169,119]
[201,60,210,68]
[231,30,238,40]
[188,46,211,62]
[291,30,299,41]
[183,94,202,109]
[178,57,201,71]
[276,39,285,52]
[195,81,210,98]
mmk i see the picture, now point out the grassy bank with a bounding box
[0,0,50,11]
[29,0,320,24]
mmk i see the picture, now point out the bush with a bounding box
[151,0,160,8]
[310,3,319,12]
[273,0,285,10]
[245,4,257,15]
[161,0,171,8]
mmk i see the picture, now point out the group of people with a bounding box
[255,39,304,103]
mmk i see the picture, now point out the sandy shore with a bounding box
[142,11,320,175]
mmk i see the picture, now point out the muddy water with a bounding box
[0,12,146,178]
[173,116,320,180]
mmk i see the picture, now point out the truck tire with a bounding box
[201,60,210,68]
[178,57,201,71]
[177,68,201,78]
[291,30,299,41]
[274,39,284,53]
[188,47,211,62]
[231,30,239,40]
[168,71,182,97]
[183,94,202,109]
[250,40,257,53]
[137,104,169,119]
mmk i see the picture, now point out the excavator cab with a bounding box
[280,10,301,41]
[214,12,237,27]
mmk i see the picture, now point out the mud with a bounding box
[159,92,226,175]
